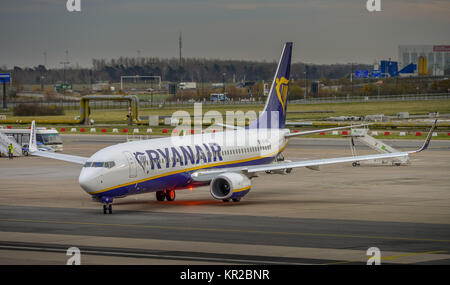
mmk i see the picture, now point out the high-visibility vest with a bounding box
[8,145,13,153]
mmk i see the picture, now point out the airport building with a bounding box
[398,45,450,76]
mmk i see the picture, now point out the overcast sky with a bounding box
[1,0,449,68]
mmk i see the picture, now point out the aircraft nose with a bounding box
[79,169,97,194]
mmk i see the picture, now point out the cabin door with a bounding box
[123,151,137,178]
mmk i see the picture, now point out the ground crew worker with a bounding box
[8,144,14,159]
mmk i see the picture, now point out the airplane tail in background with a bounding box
[248,42,292,129]
[29,120,37,153]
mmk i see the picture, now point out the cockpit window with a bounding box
[84,161,115,168]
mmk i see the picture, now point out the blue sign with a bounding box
[380,60,399,77]
[355,70,369,78]
[0,73,10,83]
[371,71,381,78]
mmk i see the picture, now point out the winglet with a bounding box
[29,120,38,153]
[410,120,437,154]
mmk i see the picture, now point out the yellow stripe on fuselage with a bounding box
[91,141,288,195]
[233,186,251,193]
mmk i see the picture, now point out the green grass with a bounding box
[1,99,449,127]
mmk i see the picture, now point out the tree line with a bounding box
[2,57,372,85]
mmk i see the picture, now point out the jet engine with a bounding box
[210,172,251,201]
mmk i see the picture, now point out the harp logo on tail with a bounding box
[276,77,289,114]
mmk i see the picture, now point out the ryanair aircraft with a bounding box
[28,42,436,214]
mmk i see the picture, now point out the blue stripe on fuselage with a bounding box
[91,155,274,198]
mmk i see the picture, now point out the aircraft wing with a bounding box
[285,124,368,138]
[28,120,88,165]
[191,120,437,182]
[31,150,88,165]
[191,151,409,182]
[245,152,410,173]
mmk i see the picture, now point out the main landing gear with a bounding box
[222,198,241,203]
[101,196,113,214]
[156,190,176,202]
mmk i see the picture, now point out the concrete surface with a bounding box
[0,136,449,265]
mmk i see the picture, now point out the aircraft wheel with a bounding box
[352,162,360,167]
[222,199,230,202]
[156,191,166,201]
[103,205,107,214]
[165,190,176,201]
[232,198,241,202]
[108,204,113,214]
[286,168,292,174]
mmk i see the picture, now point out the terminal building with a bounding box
[398,45,450,76]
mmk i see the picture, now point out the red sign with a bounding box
[433,45,450,52]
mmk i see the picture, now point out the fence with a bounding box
[5,92,450,111]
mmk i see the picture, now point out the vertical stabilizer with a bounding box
[248,42,292,129]
[29,120,37,153]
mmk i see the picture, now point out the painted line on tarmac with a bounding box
[1,218,450,244]
[0,241,314,265]
[321,250,448,265]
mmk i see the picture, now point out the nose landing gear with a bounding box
[103,204,112,214]
[101,196,114,214]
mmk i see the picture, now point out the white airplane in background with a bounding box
[28,42,436,214]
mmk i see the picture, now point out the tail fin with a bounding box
[29,120,38,153]
[248,42,293,129]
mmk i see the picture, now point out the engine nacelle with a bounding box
[210,172,251,200]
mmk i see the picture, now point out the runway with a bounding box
[0,135,449,264]
[0,205,449,265]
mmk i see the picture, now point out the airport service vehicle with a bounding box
[210,93,229,102]
[0,128,63,152]
[27,42,436,214]
[22,144,54,156]
[179,82,197,90]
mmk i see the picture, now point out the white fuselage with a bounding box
[79,128,289,200]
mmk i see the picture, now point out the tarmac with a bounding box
[0,135,449,265]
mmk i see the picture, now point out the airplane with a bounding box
[27,42,437,214]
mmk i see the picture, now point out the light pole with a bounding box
[304,65,308,100]
[351,62,354,96]
[222,73,226,94]
[59,49,70,95]
[201,64,205,101]
[59,61,69,95]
